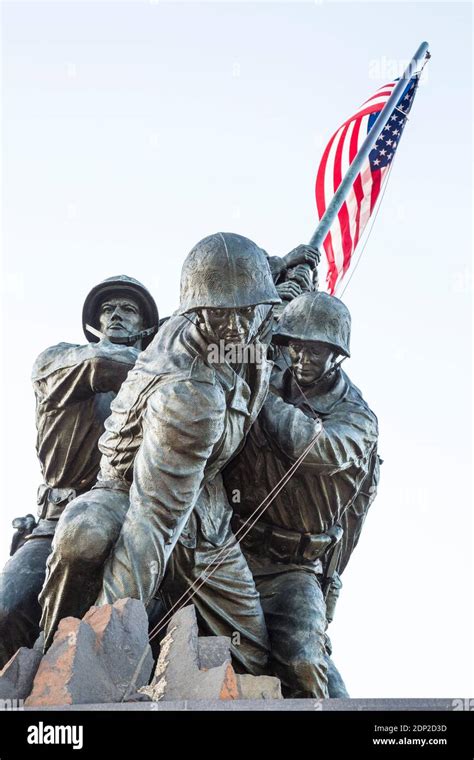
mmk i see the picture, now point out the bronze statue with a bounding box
[223,291,380,697]
[0,276,158,668]
[39,233,286,676]
[267,246,320,318]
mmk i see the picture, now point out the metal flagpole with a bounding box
[308,40,430,251]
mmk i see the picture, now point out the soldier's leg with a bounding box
[39,487,129,650]
[160,535,270,677]
[325,651,349,698]
[324,572,350,697]
[256,569,329,698]
[0,534,52,668]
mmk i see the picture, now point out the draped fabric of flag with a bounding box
[316,75,419,294]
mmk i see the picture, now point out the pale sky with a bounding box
[0,0,472,698]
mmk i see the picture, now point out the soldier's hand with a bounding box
[287,264,314,292]
[283,244,321,270]
[276,280,302,301]
[260,391,284,435]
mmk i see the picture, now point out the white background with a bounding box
[1,0,472,697]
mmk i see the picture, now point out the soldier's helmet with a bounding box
[82,275,159,349]
[178,232,281,314]
[272,291,351,357]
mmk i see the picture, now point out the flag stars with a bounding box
[318,76,419,286]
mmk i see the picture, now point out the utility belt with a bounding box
[36,485,78,520]
[236,515,343,568]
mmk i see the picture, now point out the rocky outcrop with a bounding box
[26,598,153,706]
[140,605,282,701]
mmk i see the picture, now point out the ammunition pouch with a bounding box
[36,485,77,521]
[236,516,343,567]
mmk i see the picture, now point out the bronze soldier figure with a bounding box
[266,246,320,320]
[223,291,380,697]
[0,276,158,668]
[39,233,282,676]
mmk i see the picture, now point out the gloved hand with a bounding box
[287,264,314,292]
[283,244,321,270]
[276,280,302,301]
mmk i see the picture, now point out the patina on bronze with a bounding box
[223,291,380,697]
[0,276,158,668]
[39,233,285,676]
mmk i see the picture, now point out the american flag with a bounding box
[316,75,419,294]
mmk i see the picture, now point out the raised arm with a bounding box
[260,390,377,475]
[32,341,140,410]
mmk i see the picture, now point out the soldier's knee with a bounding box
[54,515,114,567]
